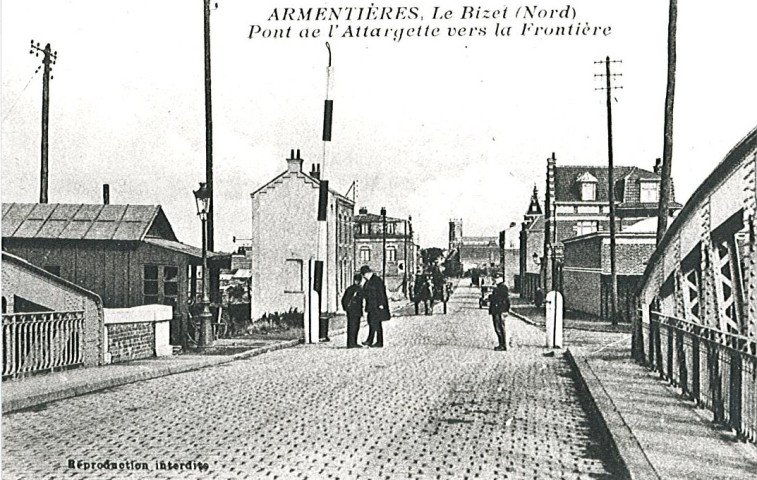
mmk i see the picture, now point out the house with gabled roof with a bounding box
[2,203,230,346]
[250,149,354,319]
[519,157,682,303]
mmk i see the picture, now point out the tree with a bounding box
[420,247,444,270]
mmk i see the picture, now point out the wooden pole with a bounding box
[204,0,214,251]
[30,42,56,203]
[605,56,619,325]
[657,0,677,245]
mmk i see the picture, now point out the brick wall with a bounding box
[601,241,656,275]
[563,269,602,316]
[106,323,154,363]
[564,236,601,269]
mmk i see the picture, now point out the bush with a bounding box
[223,308,304,337]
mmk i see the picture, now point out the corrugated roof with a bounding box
[144,238,230,263]
[1,203,176,242]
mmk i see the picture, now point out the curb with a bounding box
[509,309,540,328]
[565,349,660,480]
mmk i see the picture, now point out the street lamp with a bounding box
[380,207,387,280]
[193,182,213,348]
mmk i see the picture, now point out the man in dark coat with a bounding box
[341,274,364,348]
[488,283,511,351]
[360,265,390,348]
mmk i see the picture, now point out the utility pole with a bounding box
[381,207,387,280]
[657,0,677,244]
[204,0,215,251]
[30,41,56,204]
[595,56,623,325]
[403,217,409,297]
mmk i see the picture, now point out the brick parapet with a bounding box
[106,322,155,363]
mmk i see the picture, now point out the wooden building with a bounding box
[1,203,230,346]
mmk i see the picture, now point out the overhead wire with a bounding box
[2,67,41,124]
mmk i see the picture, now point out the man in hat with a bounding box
[360,265,390,347]
[341,273,365,348]
[488,282,511,351]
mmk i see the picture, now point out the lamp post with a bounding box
[381,207,387,280]
[403,216,408,297]
[193,182,214,348]
[552,244,564,292]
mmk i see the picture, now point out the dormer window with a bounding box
[640,180,659,203]
[576,172,598,201]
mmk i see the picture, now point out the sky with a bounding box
[2,0,756,251]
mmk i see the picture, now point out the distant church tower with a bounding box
[449,218,463,252]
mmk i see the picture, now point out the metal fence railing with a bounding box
[2,311,85,378]
[642,312,757,443]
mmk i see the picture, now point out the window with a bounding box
[581,182,596,201]
[360,223,370,235]
[386,222,396,234]
[143,265,159,304]
[163,266,179,299]
[144,264,179,305]
[575,221,598,236]
[640,181,659,203]
[387,246,397,262]
[285,259,303,293]
[359,247,371,262]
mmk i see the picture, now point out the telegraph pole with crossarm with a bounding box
[595,56,623,325]
[30,41,57,204]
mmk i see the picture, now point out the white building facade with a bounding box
[250,150,354,319]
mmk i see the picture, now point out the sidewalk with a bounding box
[511,298,757,480]
[1,337,302,414]
[2,299,415,415]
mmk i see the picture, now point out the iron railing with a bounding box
[642,312,757,443]
[2,311,85,378]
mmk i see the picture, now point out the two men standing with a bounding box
[340,265,390,348]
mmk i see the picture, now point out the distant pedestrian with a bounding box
[488,283,511,351]
[341,274,364,348]
[360,265,390,348]
[413,274,432,315]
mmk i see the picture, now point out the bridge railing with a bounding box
[2,311,85,378]
[643,312,757,443]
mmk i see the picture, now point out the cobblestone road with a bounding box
[3,284,622,479]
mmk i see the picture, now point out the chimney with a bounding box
[286,149,303,173]
[103,184,110,205]
[310,163,321,180]
[653,157,662,174]
[359,207,368,215]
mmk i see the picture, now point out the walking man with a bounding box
[360,265,390,348]
[488,282,511,351]
[341,273,364,348]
